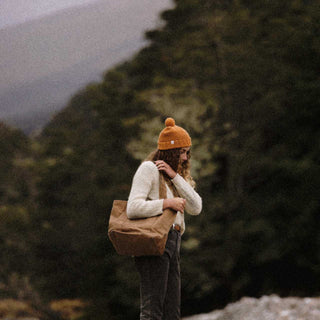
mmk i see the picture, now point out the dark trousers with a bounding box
[134,229,181,320]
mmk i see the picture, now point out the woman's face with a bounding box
[179,147,190,163]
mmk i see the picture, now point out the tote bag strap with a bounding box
[159,172,180,199]
[159,172,167,200]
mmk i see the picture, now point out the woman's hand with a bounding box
[163,198,186,213]
[155,160,177,179]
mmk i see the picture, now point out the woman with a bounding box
[127,117,202,320]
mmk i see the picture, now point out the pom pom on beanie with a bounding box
[165,117,175,127]
[158,117,191,150]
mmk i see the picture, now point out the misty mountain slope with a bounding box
[0,0,173,133]
[0,38,145,134]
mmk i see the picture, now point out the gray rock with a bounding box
[183,295,320,320]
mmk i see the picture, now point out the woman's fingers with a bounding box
[181,199,186,212]
[154,160,177,179]
[173,197,186,212]
[155,160,167,169]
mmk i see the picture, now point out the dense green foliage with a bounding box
[0,122,36,292]
[1,0,320,318]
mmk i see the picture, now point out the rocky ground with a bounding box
[1,295,320,319]
[183,295,320,320]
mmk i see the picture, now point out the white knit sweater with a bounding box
[127,161,202,234]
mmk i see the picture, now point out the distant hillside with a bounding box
[0,0,172,134]
[0,40,142,134]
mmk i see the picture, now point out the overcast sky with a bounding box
[0,0,103,29]
[0,0,173,128]
[0,0,173,91]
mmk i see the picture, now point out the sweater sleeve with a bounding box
[127,161,164,219]
[171,173,202,215]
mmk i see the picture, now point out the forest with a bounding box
[1,0,320,319]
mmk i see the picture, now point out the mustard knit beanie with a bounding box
[158,117,192,150]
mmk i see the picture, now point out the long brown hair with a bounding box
[145,148,195,188]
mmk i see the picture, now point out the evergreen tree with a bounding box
[0,122,35,291]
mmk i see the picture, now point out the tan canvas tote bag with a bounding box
[108,173,177,256]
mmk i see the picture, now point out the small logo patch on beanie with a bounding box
[171,140,175,144]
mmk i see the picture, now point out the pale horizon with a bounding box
[0,0,107,29]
